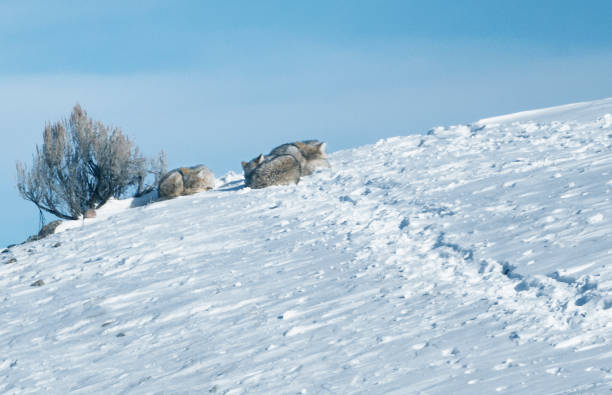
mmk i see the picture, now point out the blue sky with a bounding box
[2,0,612,247]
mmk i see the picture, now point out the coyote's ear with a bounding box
[241,161,247,169]
[318,142,326,154]
[257,154,264,164]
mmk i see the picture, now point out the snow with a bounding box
[1,97,612,393]
[476,97,612,125]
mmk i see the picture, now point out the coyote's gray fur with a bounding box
[241,154,301,189]
[269,140,330,176]
[158,165,214,199]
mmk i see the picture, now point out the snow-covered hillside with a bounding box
[1,98,611,394]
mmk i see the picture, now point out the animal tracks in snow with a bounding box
[2,99,612,393]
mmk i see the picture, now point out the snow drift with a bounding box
[1,98,612,394]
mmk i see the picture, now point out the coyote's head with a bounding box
[295,141,327,159]
[241,154,264,177]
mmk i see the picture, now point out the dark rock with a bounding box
[30,280,45,287]
[52,242,62,248]
[116,332,126,337]
[1,248,9,254]
[27,220,63,243]
[38,220,63,238]
[6,258,17,264]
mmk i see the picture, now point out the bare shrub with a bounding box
[17,104,165,220]
[135,150,168,197]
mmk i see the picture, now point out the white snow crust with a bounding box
[1,98,612,394]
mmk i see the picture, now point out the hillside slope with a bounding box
[1,98,612,394]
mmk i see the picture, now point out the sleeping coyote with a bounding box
[241,140,330,189]
[269,140,330,176]
[241,154,301,189]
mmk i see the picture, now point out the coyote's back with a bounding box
[242,154,301,189]
[269,140,330,176]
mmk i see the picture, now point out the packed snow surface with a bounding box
[2,98,612,394]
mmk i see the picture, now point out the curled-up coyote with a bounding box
[242,139,329,189]
[241,154,301,189]
[269,140,330,176]
[158,165,215,199]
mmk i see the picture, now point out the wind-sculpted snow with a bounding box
[1,99,612,393]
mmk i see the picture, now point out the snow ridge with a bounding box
[1,99,612,393]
